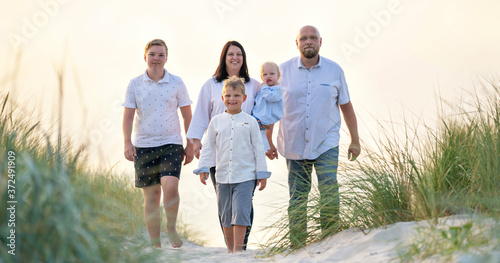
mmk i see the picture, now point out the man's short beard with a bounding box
[302,48,318,59]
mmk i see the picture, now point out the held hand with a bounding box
[183,142,194,165]
[124,142,136,162]
[348,143,361,161]
[266,144,279,160]
[257,178,267,191]
[199,173,209,185]
[193,139,202,159]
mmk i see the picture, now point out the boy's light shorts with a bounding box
[217,180,255,227]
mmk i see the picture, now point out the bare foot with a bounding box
[167,231,183,248]
[151,238,161,248]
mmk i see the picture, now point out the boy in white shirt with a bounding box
[122,39,193,248]
[194,76,270,254]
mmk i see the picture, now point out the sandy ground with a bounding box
[143,215,499,263]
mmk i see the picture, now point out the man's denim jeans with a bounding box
[286,147,340,246]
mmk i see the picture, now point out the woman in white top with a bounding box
[186,40,261,250]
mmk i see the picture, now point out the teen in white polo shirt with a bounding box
[122,39,193,249]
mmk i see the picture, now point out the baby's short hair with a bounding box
[260,61,280,76]
[223,76,246,95]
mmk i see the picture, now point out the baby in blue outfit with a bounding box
[252,62,283,151]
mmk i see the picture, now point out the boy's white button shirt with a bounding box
[187,77,261,167]
[197,111,270,184]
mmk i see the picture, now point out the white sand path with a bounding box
[142,215,499,263]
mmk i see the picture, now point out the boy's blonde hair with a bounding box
[260,61,280,77]
[145,39,168,56]
[223,76,246,95]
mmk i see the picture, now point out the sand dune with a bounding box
[147,215,499,262]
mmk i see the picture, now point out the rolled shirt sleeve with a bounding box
[195,112,270,183]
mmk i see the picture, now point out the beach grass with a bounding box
[398,218,499,262]
[0,49,213,262]
[0,92,164,262]
[263,79,500,260]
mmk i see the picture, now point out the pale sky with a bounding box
[2,0,500,248]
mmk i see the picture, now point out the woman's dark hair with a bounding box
[213,41,250,83]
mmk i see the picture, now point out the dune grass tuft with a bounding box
[0,93,160,262]
[263,79,500,260]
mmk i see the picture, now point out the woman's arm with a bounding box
[187,79,214,158]
[197,117,217,170]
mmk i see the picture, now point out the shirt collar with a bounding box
[142,69,170,84]
[223,110,243,117]
[297,56,323,69]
